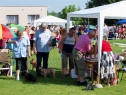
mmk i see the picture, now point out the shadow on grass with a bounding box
[0,75,15,80]
[20,69,77,86]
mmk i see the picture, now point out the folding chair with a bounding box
[113,54,120,84]
[117,61,126,82]
[116,49,126,81]
[0,49,12,76]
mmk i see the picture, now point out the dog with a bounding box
[30,59,37,70]
[39,67,56,78]
[22,71,37,82]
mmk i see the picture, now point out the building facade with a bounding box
[0,6,47,25]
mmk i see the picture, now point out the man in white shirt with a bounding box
[103,23,108,40]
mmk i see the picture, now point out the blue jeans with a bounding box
[36,52,49,76]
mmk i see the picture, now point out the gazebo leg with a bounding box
[10,66,13,76]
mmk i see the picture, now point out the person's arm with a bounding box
[48,31,54,47]
[7,39,18,45]
[74,34,78,44]
[58,33,67,53]
[33,31,38,54]
[27,40,31,57]
[28,45,31,57]
[7,39,15,43]
[33,41,37,54]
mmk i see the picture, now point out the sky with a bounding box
[0,0,87,12]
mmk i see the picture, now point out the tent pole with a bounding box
[97,14,104,84]
[67,15,70,33]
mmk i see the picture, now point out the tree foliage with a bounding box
[48,10,57,16]
[58,5,87,26]
[86,0,123,25]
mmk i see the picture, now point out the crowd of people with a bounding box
[103,23,126,40]
[5,22,126,87]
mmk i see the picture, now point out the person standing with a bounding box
[73,30,96,86]
[103,23,109,40]
[30,27,36,55]
[76,27,84,38]
[8,31,31,80]
[33,23,52,77]
[59,27,78,77]
[94,40,115,86]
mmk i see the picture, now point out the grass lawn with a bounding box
[0,39,126,95]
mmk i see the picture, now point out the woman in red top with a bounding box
[94,40,115,86]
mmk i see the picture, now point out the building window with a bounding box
[6,15,19,24]
[28,15,39,23]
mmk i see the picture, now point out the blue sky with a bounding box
[0,0,87,12]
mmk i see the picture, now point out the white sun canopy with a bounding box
[67,1,126,83]
[34,15,72,28]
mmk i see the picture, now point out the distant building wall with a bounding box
[0,6,47,25]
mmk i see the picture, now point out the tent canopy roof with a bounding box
[68,1,126,19]
[116,19,126,24]
[35,15,67,23]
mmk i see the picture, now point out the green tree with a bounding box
[86,0,122,25]
[48,10,57,16]
[58,5,87,26]
[58,6,68,19]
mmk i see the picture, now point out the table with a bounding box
[85,59,118,84]
[85,59,98,84]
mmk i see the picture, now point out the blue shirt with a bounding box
[33,29,52,52]
[11,37,30,58]
[85,28,90,33]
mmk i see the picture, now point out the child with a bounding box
[85,45,97,77]
[89,45,95,59]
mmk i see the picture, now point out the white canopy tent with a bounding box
[34,15,72,28]
[67,1,126,83]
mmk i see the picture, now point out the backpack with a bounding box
[1,63,10,76]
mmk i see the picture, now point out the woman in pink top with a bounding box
[55,28,61,48]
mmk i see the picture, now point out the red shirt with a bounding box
[30,34,34,39]
[102,40,112,52]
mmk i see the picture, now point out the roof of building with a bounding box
[0,6,47,7]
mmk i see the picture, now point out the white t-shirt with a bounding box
[103,25,108,36]
[23,31,29,40]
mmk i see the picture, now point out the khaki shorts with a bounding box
[73,48,85,76]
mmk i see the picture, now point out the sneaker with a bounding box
[76,81,80,86]
[16,77,20,81]
[79,81,88,86]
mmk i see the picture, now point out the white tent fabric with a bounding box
[34,15,72,28]
[67,1,126,83]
